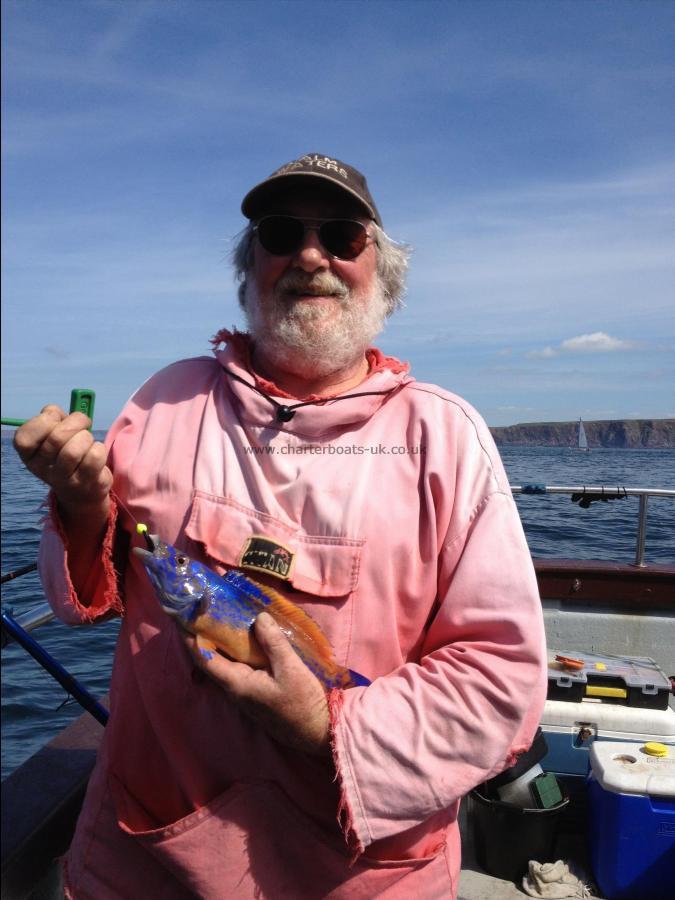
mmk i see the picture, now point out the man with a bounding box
[15,153,547,899]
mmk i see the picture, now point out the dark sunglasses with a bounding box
[253,215,373,261]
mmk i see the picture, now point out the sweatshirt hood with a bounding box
[211,329,414,438]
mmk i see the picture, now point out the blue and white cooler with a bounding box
[587,740,675,899]
[541,699,675,778]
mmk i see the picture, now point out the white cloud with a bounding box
[527,332,637,359]
[560,332,635,353]
[527,346,558,359]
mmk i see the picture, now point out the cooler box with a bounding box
[541,699,675,777]
[588,741,675,899]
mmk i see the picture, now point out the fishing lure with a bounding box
[133,528,370,691]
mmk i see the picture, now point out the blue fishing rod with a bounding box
[1,388,109,726]
[1,608,109,726]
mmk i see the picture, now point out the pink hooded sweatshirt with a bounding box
[39,336,547,899]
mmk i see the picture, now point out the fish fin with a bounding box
[195,634,218,662]
[245,578,337,664]
[223,572,356,685]
[192,611,268,668]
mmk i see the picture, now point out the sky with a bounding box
[2,0,674,429]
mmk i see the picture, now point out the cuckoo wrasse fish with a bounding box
[133,530,370,691]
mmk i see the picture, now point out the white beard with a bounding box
[243,271,389,379]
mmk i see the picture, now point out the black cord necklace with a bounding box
[221,367,395,422]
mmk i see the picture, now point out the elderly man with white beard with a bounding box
[15,153,547,899]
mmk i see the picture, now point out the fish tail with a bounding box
[347,668,371,687]
[328,667,371,689]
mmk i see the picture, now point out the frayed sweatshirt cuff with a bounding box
[38,492,123,624]
[328,687,369,861]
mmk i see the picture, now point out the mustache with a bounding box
[274,270,350,300]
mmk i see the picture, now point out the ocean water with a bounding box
[2,434,674,779]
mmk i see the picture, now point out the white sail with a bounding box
[578,418,588,450]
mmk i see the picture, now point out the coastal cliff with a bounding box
[490,419,675,449]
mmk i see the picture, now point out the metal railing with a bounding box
[1,606,109,725]
[511,484,675,567]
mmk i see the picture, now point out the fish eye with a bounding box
[176,556,186,566]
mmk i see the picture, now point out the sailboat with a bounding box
[576,417,590,452]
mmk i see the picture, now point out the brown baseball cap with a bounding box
[241,153,382,226]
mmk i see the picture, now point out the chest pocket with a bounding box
[183,490,364,667]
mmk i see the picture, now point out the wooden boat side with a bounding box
[535,558,675,610]
[1,703,105,900]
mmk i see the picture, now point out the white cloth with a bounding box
[522,859,593,899]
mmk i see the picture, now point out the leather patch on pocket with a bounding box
[239,535,295,580]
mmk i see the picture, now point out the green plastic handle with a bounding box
[69,389,96,423]
[1,389,96,428]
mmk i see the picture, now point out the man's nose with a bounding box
[292,227,330,272]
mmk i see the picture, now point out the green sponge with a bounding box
[529,773,564,809]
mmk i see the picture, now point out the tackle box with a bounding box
[547,651,672,710]
[587,740,675,899]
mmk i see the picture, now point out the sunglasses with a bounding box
[253,215,373,261]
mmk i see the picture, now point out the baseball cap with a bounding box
[241,153,382,226]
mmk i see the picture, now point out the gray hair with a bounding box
[232,222,411,315]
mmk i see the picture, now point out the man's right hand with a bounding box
[13,405,112,527]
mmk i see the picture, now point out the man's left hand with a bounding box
[183,612,331,757]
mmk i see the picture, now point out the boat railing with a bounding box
[1,601,55,640]
[511,484,675,568]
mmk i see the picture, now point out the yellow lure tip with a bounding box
[137,523,148,535]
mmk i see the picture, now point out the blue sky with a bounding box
[2,0,674,429]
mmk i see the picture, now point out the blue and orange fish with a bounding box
[133,535,370,691]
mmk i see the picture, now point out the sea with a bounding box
[2,433,674,780]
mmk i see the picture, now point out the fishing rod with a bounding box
[2,388,108,725]
[1,608,109,726]
[1,388,96,428]
[1,562,38,584]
